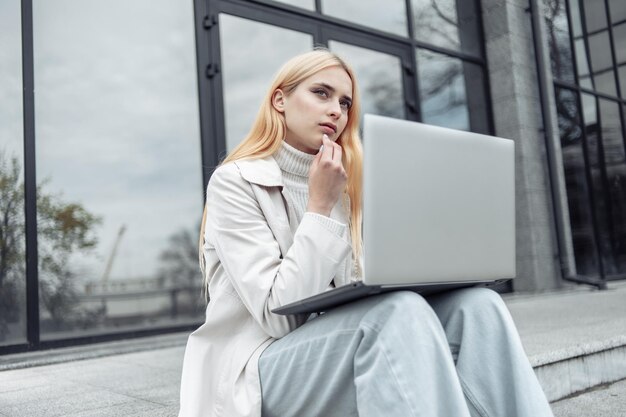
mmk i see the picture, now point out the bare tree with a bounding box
[157,225,204,315]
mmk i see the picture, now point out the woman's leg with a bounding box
[259,291,471,417]
[427,287,555,417]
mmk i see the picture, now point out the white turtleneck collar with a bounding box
[273,140,316,179]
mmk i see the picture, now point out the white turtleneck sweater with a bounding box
[273,140,357,285]
[273,140,346,235]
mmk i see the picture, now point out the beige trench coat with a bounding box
[178,155,355,417]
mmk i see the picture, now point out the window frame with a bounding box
[2,0,493,355]
[546,0,626,285]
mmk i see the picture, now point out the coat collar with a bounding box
[234,156,284,187]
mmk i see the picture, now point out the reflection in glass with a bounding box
[573,27,617,95]
[0,0,27,346]
[582,0,608,33]
[543,0,575,83]
[614,23,626,66]
[329,41,404,120]
[574,38,593,89]
[597,98,625,172]
[220,15,312,151]
[580,94,612,276]
[551,0,626,279]
[418,49,468,130]
[321,0,407,37]
[33,0,203,339]
[597,99,626,274]
[593,71,617,96]
[557,89,599,276]
[417,49,488,133]
[271,0,314,11]
[411,0,482,56]
[587,32,612,71]
[609,0,626,23]
[569,0,583,37]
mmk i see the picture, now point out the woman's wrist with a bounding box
[306,204,332,217]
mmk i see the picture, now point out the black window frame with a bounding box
[2,0,493,355]
[544,0,626,285]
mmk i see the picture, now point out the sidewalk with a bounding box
[1,282,625,416]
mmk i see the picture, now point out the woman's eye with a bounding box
[313,89,328,98]
[340,100,351,110]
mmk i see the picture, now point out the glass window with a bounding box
[574,38,593,89]
[33,0,204,339]
[411,0,482,57]
[598,99,626,274]
[329,41,405,120]
[321,0,408,37]
[588,32,616,95]
[588,32,614,72]
[417,49,489,133]
[462,60,491,134]
[597,98,625,171]
[569,0,583,38]
[582,0,608,32]
[609,0,626,23]
[614,23,626,66]
[615,105,626,272]
[271,0,315,11]
[543,0,576,83]
[219,15,312,151]
[553,1,626,281]
[581,94,620,276]
[593,71,617,97]
[557,89,599,276]
[0,0,27,346]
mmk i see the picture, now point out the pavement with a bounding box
[1,281,625,416]
[551,379,626,417]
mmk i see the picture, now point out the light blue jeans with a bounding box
[258,288,554,417]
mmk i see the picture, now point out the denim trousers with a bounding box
[258,288,554,417]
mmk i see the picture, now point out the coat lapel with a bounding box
[235,157,294,254]
[234,155,352,281]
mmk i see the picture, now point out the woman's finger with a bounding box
[322,134,334,160]
[333,142,342,164]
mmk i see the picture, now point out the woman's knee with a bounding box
[362,291,439,329]
[376,290,431,312]
[437,287,513,329]
[460,287,505,307]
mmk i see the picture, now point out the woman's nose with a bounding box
[327,100,341,119]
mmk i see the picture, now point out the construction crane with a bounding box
[100,224,126,313]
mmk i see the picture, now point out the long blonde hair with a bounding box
[199,48,363,290]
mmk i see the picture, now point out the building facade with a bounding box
[0,0,624,353]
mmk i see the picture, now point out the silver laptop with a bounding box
[273,114,515,315]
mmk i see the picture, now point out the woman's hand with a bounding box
[307,134,347,217]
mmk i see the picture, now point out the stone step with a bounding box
[505,282,626,402]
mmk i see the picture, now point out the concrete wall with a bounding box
[481,0,565,291]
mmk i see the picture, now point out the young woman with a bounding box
[178,49,554,417]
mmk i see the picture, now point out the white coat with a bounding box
[178,155,355,417]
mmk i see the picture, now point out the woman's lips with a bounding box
[320,125,335,135]
[319,123,337,135]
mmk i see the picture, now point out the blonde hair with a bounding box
[199,48,363,292]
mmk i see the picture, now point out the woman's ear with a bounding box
[272,89,286,113]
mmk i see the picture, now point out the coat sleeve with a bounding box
[205,163,352,339]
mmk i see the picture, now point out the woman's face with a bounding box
[273,66,353,154]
